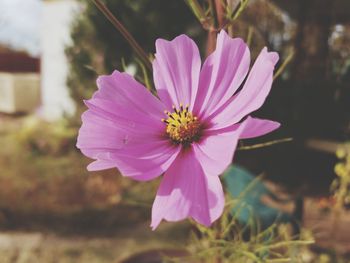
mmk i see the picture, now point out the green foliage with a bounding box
[0,117,158,227]
[178,184,314,263]
[333,144,350,208]
[16,117,76,156]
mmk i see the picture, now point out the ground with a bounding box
[0,223,187,263]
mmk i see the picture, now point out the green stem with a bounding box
[91,0,152,71]
[255,240,314,252]
[238,138,293,151]
[230,0,249,21]
[246,26,254,46]
[273,50,294,80]
[184,0,209,26]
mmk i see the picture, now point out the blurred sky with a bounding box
[0,0,41,57]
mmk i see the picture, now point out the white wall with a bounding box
[41,0,80,120]
[0,72,40,113]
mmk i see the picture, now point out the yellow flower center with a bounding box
[162,104,202,146]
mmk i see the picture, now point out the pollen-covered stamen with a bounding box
[162,104,202,145]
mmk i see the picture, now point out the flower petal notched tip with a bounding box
[260,47,280,66]
[150,220,161,231]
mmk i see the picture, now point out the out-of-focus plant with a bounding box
[16,117,76,156]
[185,0,250,54]
[0,118,154,222]
[329,25,350,79]
[185,0,295,56]
[66,0,201,113]
[332,144,350,209]
[166,180,314,262]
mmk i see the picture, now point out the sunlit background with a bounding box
[0,0,350,262]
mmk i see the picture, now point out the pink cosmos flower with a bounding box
[77,30,280,230]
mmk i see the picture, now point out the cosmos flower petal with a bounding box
[193,30,250,117]
[198,174,225,225]
[193,127,240,176]
[95,70,165,119]
[151,150,224,230]
[87,159,116,171]
[239,116,280,139]
[108,145,181,181]
[153,34,201,110]
[192,118,250,177]
[79,111,181,181]
[79,100,162,152]
[208,47,279,129]
[77,70,180,180]
[77,110,132,152]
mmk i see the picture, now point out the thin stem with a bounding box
[209,0,219,28]
[91,0,152,71]
[230,0,249,21]
[254,240,314,252]
[184,0,209,26]
[214,0,226,28]
[246,26,254,46]
[206,0,227,56]
[206,30,217,56]
[274,50,294,80]
[238,138,293,151]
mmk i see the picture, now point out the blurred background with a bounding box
[0,0,350,262]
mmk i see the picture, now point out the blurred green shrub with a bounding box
[0,117,159,230]
[16,117,76,156]
[66,0,203,112]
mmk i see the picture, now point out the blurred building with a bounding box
[0,0,80,119]
[0,46,40,113]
